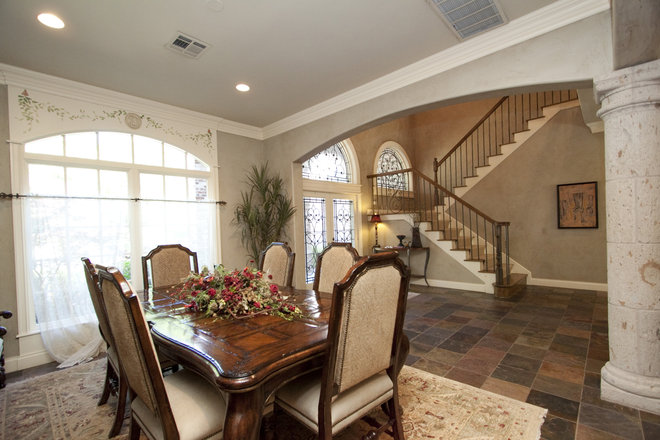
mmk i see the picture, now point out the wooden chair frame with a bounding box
[141,244,198,291]
[82,257,127,437]
[97,266,181,440]
[312,242,360,292]
[258,242,295,287]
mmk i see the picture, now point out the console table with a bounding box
[374,246,430,286]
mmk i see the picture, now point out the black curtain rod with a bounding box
[0,192,226,206]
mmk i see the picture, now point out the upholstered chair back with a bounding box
[258,242,295,287]
[142,244,198,290]
[97,266,177,434]
[329,252,409,393]
[312,242,359,293]
[81,258,113,347]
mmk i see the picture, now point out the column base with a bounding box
[601,362,660,415]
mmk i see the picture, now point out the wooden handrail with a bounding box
[410,168,505,225]
[436,96,508,167]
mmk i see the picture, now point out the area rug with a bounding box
[0,359,546,439]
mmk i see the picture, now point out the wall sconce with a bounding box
[369,213,382,247]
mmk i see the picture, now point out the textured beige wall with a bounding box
[216,131,266,269]
[0,85,18,359]
[464,107,607,282]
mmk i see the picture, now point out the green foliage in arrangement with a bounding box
[233,163,296,262]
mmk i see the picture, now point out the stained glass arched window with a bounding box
[302,142,351,183]
[375,142,410,190]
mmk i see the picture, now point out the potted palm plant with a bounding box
[233,163,296,262]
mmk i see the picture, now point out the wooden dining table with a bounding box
[142,286,333,440]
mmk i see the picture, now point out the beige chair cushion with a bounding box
[262,245,288,286]
[276,371,393,435]
[132,368,227,440]
[317,247,357,293]
[151,248,193,288]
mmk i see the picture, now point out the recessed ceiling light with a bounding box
[37,13,65,29]
[235,83,250,92]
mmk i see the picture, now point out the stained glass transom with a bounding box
[302,143,351,183]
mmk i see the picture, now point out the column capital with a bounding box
[595,58,660,118]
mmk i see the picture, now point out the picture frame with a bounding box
[557,181,598,229]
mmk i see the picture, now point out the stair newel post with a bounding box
[494,222,504,286]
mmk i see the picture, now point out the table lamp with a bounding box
[370,213,381,247]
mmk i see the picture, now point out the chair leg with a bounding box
[388,397,404,440]
[108,372,128,437]
[98,359,113,406]
[129,415,141,440]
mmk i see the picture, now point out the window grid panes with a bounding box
[302,142,351,183]
[23,132,215,328]
[303,197,327,283]
[333,199,354,244]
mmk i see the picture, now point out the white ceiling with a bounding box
[1,1,587,129]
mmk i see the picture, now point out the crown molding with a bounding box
[0,63,264,140]
[262,0,610,139]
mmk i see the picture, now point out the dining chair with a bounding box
[97,265,227,440]
[258,242,295,287]
[141,244,199,291]
[275,251,410,439]
[81,257,127,438]
[312,242,360,293]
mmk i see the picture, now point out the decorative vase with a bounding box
[411,227,422,248]
[396,234,406,247]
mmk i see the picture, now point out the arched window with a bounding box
[374,141,411,190]
[301,140,360,283]
[19,131,218,351]
[301,142,351,182]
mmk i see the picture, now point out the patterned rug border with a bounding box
[1,358,547,439]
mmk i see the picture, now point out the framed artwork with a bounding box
[557,181,598,229]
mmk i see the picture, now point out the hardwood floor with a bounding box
[7,284,660,440]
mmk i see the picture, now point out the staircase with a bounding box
[368,90,579,297]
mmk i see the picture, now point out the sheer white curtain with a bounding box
[25,197,130,368]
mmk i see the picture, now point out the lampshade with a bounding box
[370,214,381,223]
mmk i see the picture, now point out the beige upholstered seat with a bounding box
[312,242,360,293]
[258,242,295,287]
[276,252,410,439]
[142,244,198,290]
[97,266,227,440]
[81,257,127,438]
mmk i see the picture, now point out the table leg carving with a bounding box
[224,387,265,440]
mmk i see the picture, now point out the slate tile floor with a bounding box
[405,284,660,440]
[8,284,660,439]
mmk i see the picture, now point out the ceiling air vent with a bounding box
[167,32,209,58]
[429,0,508,40]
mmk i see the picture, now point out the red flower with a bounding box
[191,291,198,297]
[269,284,278,294]
[254,302,261,308]
[268,274,273,279]
[208,288,216,297]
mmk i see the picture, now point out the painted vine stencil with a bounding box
[16,89,213,151]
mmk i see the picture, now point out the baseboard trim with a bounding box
[5,350,55,373]
[411,278,490,294]
[528,277,607,292]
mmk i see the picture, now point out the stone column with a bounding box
[594,58,660,415]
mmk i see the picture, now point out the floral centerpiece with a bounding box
[173,265,303,320]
